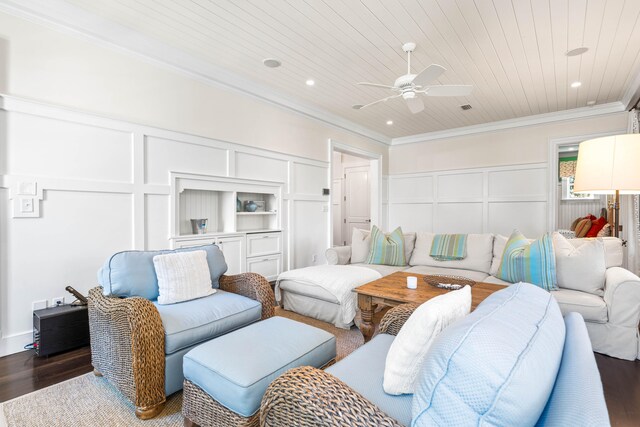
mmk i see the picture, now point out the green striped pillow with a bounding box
[365,226,406,266]
[496,230,557,291]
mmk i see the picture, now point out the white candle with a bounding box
[407,276,418,289]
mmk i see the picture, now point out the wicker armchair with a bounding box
[260,303,418,427]
[88,272,275,419]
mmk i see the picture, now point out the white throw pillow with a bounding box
[153,250,215,305]
[383,286,472,395]
[552,232,606,296]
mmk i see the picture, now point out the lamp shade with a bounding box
[573,134,640,194]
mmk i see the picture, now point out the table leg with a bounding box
[358,294,374,342]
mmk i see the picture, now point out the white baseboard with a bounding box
[0,330,33,357]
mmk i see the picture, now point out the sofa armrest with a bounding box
[260,366,403,427]
[87,287,166,414]
[326,246,352,265]
[604,267,640,327]
[220,273,275,320]
[378,303,420,336]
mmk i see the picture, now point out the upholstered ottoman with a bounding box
[182,316,336,427]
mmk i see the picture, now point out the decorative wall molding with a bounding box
[388,162,549,237]
[391,102,627,145]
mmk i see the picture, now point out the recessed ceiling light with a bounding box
[586,100,597,106]
[566,47,589,57]
[263,58,282,68]
[570,81,582,88]
[386,120,393,125]
[306,79,315,86]
[352,104,363,110]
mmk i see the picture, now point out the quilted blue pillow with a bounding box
[98,244,228,300]
[411,282,565,427]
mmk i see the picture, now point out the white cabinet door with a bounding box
[246,255,282,281]
[217,236,245,275]
[246,232,282,257]
[173,237,217,248]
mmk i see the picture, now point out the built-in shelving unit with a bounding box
[170,172,284,278]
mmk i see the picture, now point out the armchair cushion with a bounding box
[98,244,227,300]
[551,289,607,323]
[153,290,261,354]
[326,334,412,426]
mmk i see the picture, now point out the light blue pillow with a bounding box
[98,244,228,300]
[365,225,406,266]
[411,282,565,427]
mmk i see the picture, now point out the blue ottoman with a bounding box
[182,316,336,426]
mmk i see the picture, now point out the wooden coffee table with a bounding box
[354,271,504,341]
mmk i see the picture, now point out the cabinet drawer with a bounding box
[246,232,282,257]
[173,238,217,249]
[246,255,282,281]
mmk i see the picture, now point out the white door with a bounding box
[217,236,245,275]
[345,166,371,244]
[331,178,342,246]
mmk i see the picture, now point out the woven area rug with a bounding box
[0,307,384,427]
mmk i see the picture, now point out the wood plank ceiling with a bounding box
[63,0,640,139]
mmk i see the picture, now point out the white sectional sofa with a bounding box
[315,229,640,361]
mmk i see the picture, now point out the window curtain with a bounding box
[622,109,640,275]
[558,158,577,178]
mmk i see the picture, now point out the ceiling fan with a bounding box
[355,42,473,114]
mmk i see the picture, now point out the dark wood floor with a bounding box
[0,347,638,425]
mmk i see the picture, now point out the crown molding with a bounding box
[0,0,392,146]
[390,102,627,146]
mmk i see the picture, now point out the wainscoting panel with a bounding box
[235,152,288,184]
[488,168,547,199]
[291,200,329,268]
[6,112,133,183]
[388,203,433,232]
[389,175,433,203]
[437,173,483,201]
[292,162,326,197]
[488,201,548,237]
[144,136,229,185]
[388,163,548,236]
[145,194,170,250]
[435,203,484,233]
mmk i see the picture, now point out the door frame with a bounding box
[547,129,624,231]
[329,139,382,248]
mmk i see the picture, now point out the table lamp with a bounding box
[573,134,640,237]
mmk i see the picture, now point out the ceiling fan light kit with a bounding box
[356,42,473,114]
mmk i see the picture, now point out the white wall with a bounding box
[0,11,388,356]
[389,113,628,174]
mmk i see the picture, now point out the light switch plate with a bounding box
[21,197,34,213]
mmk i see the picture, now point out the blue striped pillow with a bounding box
[365,226,406,266]
[496,230,557,291]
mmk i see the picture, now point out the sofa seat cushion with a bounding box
[183,317,336,418]
[154,290,262,354]
[551,289,608,323]
[536,313,609,426]
[277,278,338,303]
[326,334,412,427]
[352,263,410,277]
[404,266,489,283]
[409,233,494,274]
[412,283,565,426]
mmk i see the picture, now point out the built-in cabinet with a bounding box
[170,173,284,279]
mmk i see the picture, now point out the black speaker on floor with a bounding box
[33,305,89,356]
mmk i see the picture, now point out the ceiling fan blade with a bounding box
[424,85,473,97]
[412,64,446,87]
[406,96,424,114]
[357,82,397,90]
[359,94,402,109]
